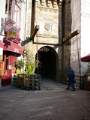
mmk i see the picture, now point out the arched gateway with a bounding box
[35,46,58,79]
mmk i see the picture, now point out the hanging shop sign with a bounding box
[4,19,20,39]
[6,27,17,38]
[5,19,15,32]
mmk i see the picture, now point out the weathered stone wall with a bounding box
[35,1,59,80]
[70,0,81,75]
[63,0,72,70]
[58,0,81,81]
[24,0,81,81]
[57,0,72,82]
[35,1,58,44]
[24,0,59,79]
[25,0,32,37]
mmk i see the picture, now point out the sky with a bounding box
[81,0,90,57]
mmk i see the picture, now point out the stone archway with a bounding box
[35,46,58,79]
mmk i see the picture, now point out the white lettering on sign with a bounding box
[14,48,19,53]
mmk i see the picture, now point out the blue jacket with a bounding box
[67,69,76,83]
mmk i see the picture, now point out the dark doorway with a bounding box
[35,46,58,79]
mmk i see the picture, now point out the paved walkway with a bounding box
[40,78,66,90]
[0,80,90,120]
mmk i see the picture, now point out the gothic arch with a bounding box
[35,46,58,79]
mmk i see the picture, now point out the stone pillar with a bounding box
[31,0,36,35]
[58,0,72,83]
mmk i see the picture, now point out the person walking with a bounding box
[66,67,76,91]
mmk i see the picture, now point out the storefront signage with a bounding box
[5,19,15,31]
[6,27,17,38]
[4,19,20,42]
[5,19,18,38]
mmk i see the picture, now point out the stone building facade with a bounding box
[60,0,81,76]
[70,0,81,75]
[24,0,82,81]
[24,0,60,80]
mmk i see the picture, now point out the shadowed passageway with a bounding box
[35,46,58,79]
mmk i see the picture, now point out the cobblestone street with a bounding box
[0,80,90,120]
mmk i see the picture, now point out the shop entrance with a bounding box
[35,46,58,79]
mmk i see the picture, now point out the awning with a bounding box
[81,54,90,62]
[4,41,24,56]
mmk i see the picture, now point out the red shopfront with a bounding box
[0,19,24,86]
[0,42,4,78]
[2,40,24,86]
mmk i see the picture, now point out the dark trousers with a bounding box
[67,80,76,90]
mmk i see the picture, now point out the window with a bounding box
[5,0,12,15]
